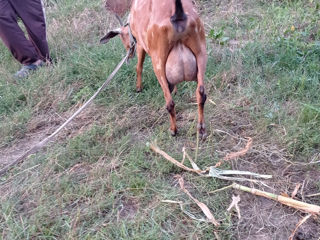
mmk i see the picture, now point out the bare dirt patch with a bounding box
[116,197,139,221]
[0,105,103,169]
[0,120,53,167]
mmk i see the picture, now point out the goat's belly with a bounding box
[165,43,197,85]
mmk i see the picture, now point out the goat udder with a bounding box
[165,43,197,85]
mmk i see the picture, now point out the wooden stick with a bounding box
[233,183,320,215]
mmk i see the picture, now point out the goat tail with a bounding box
[170,0,187,33]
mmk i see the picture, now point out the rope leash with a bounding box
[0,48,133,177]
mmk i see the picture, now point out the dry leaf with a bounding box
[178,177,220,227]
[149,143,204,174]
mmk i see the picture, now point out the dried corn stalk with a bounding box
[233,183,320,215]
[149,142,272,182]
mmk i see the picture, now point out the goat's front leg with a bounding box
[136,45,146,92]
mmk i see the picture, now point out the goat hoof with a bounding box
[200,131,207,140]
[170,128,177,136]
[136,87,142,93]
[197,123,207,140]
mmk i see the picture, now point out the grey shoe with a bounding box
[14,61,44,79]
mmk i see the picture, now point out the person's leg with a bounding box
[9,0,50,62]
[0,0,39,65]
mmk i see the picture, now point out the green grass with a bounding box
[1,0,319,239]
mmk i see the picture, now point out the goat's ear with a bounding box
[100,28,121,44]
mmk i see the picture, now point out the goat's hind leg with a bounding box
[156,64,177,136]
[196,55,207,139]
[151,56,177,136]
[196,81,207,139]
[185,39,207,139]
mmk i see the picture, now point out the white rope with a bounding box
[0,50,131,177]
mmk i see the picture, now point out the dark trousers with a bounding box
[0,0,50,65]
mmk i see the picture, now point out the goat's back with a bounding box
[130,0,199,54]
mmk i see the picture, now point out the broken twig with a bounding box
[227,195,241,219]
[215,137,253,167]
[289,214,312,240]
[291,183,301,199]
[306,192,320,198]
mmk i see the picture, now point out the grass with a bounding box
[0,0,320,239]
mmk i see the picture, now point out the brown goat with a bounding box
[101,0,207,138]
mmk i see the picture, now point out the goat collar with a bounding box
[124,23,136,61]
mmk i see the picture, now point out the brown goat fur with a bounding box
[101,0,207,138]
